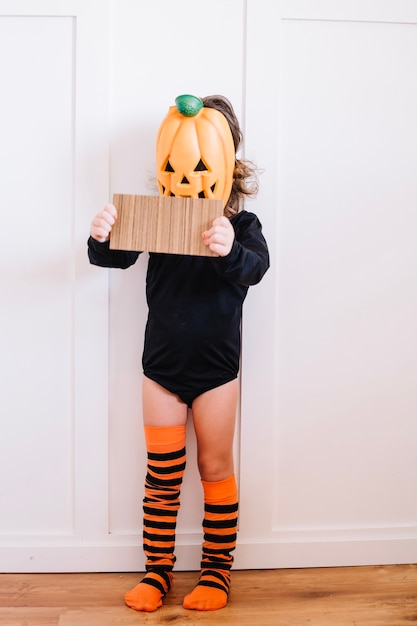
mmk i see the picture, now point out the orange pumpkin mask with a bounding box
[156,94,235,208]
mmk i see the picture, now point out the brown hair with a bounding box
[202,95,259,217]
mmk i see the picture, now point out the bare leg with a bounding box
[142,375,188,427]
[192,378,238,481]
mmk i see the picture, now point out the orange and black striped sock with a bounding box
[125,425,186,612]
[183,474,238,611]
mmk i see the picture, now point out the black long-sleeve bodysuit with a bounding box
[88,210,269,407]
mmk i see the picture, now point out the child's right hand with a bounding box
[90,204,117,242]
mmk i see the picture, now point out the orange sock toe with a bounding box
[183,576,228,611]
[125,572,172,612]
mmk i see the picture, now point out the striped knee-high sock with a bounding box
[125,424,186,612]
[183,474,238,611]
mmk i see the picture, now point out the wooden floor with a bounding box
[1,565,417,625]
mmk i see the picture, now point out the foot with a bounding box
[125,572,173,612]
[183,576,228,611]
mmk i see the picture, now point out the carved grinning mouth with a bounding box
[160,183,217,198]
[161,158,217,197]
[199,183,217,198]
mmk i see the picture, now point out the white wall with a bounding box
[0,0,416,572]
[0,0,112,571]
[241,0,417,567]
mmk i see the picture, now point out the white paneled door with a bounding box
[0,1,111,571]
[1,0,416,572]
[241,0,417,567]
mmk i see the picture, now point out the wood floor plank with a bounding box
[0,573,131,608]
[0,566,416,625]
[0,608,61,626]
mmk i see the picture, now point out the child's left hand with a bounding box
[202,216,235,257]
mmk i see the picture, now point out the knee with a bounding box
[197,453,234,483]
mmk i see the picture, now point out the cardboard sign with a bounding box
[110,194,223,256]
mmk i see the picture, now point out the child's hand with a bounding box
[90,204,117,242]
[202,216,235,257]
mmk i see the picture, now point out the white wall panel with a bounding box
[241,0,417,568]
[275,16,417,531]
[0,0,110,571]
[0,16,74,534]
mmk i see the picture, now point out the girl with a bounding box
[88,94,269,612]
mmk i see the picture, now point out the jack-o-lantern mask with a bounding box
[156,94,235,208]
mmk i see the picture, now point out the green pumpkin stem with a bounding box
[175,94,204,117]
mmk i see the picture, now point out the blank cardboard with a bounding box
[110,194,223,256]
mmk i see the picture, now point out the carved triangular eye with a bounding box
[194,158,208,172]
[164,160,174,172]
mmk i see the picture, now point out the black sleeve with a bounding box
[87,236,141,269]
[212,211,270,286]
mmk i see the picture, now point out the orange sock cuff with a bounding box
[144,425,186,453]
[201,474,238,505]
